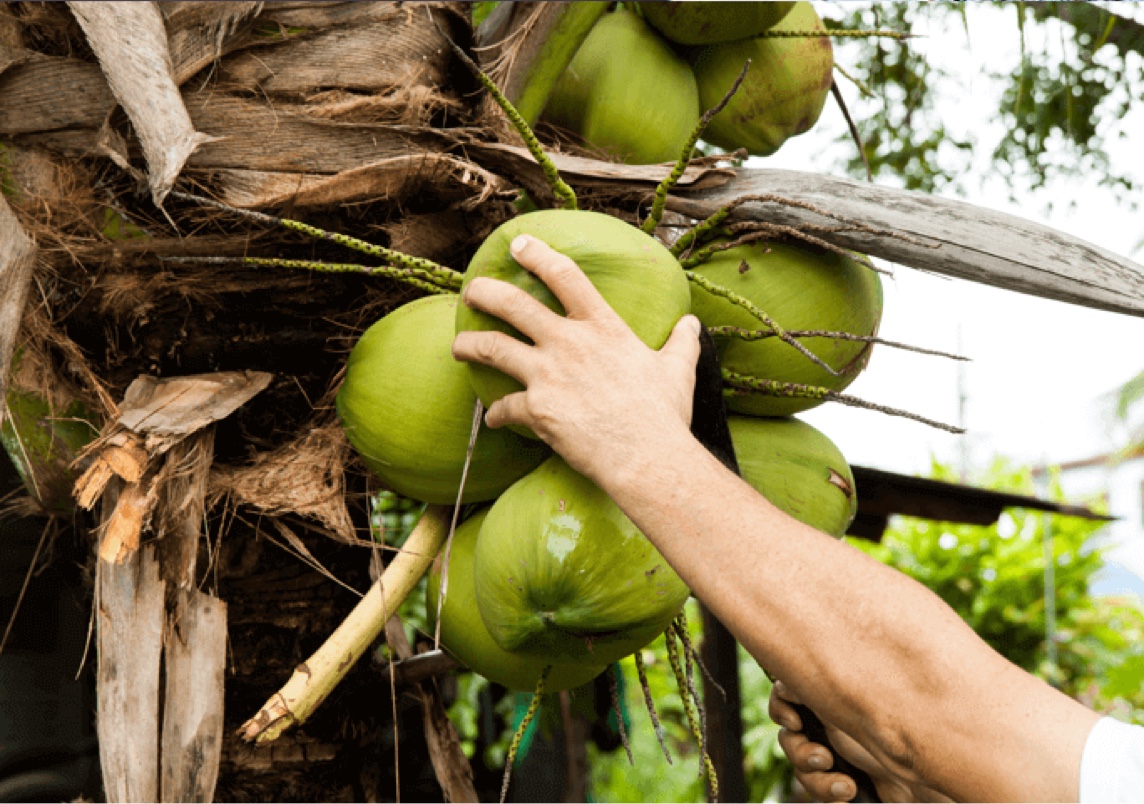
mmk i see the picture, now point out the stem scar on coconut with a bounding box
[177,7,963,760]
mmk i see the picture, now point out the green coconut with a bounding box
[336,294,549,504]
[639,2,796,46]
[689,240,882,417]
[729,415,857,538]
[692,2,832,156]
[544,8,700,164]
[455,209,690,435]
[473,455,690,666]
[427,508,608,692]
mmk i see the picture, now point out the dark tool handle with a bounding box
[689,327,881,804]
[792,703,880,803]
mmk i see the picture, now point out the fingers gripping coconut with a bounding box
[337,295,549,504]
[453,233,702,484]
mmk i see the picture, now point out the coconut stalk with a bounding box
[238,504,450,744]
[476,1,608,126]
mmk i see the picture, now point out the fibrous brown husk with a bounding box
[75,371,272,563]
[209,419,358,546]
[163,1,264,86]
[208,150,512,210]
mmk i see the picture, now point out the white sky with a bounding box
[754,3,1144,477]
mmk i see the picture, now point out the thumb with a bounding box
[660,315,703,371]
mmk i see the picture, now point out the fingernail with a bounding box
[831,781,853,800]
[773,680,786,695]
[686,315,702,336]
[510,234,531,256]
[808,752,829,770]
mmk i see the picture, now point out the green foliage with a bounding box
[826,4,973,195]
[590,606,707,802]
[993,4,1137,201]
[371,490,425,546]
[738,654,789,801]
[826,3,1143,207]
[100,207,148,241]
[1107,369,1144,452]
[471,2,498,29]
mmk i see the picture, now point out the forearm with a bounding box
[451,237,1098,802]
[598,426,1098,803]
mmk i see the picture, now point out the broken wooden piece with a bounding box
[93,371,264,803]
[74,370,272,564]
[97,541,166,804]
[668,168,1144,318]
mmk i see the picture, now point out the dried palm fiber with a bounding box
[208,418,358,545]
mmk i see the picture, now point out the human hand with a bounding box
[451,233,702,489]
[769,679,952,803]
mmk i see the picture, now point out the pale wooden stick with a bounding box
[238,505,450,743]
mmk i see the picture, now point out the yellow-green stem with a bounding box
[635,649,673,763]
[437,25,577,210]
[241,257,461,294]
[666,625,718,799]
[237,506,450,744]
[758,28,912,39]
[169,190,456,278]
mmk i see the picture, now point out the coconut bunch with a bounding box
[339,245,867,691]
[336,219,875,683]
[334,195,869,797]
[330,8,878,725]
[541,1,832,163]
[221,9,898,794]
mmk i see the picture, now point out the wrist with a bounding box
[592,422,708,505]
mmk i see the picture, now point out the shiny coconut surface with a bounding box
[689,240,883,417]
[473,455,690,666]
[428,508,607,692]
[639,1,796,46]
[729,414,857,538]
[456,209,691,433]
[336,295,549,504]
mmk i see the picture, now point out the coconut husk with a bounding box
[207,151,510,210]
[0,48,112,137]
[209,419,359,545]
[0,193,37,416]
[213,3,458,101]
